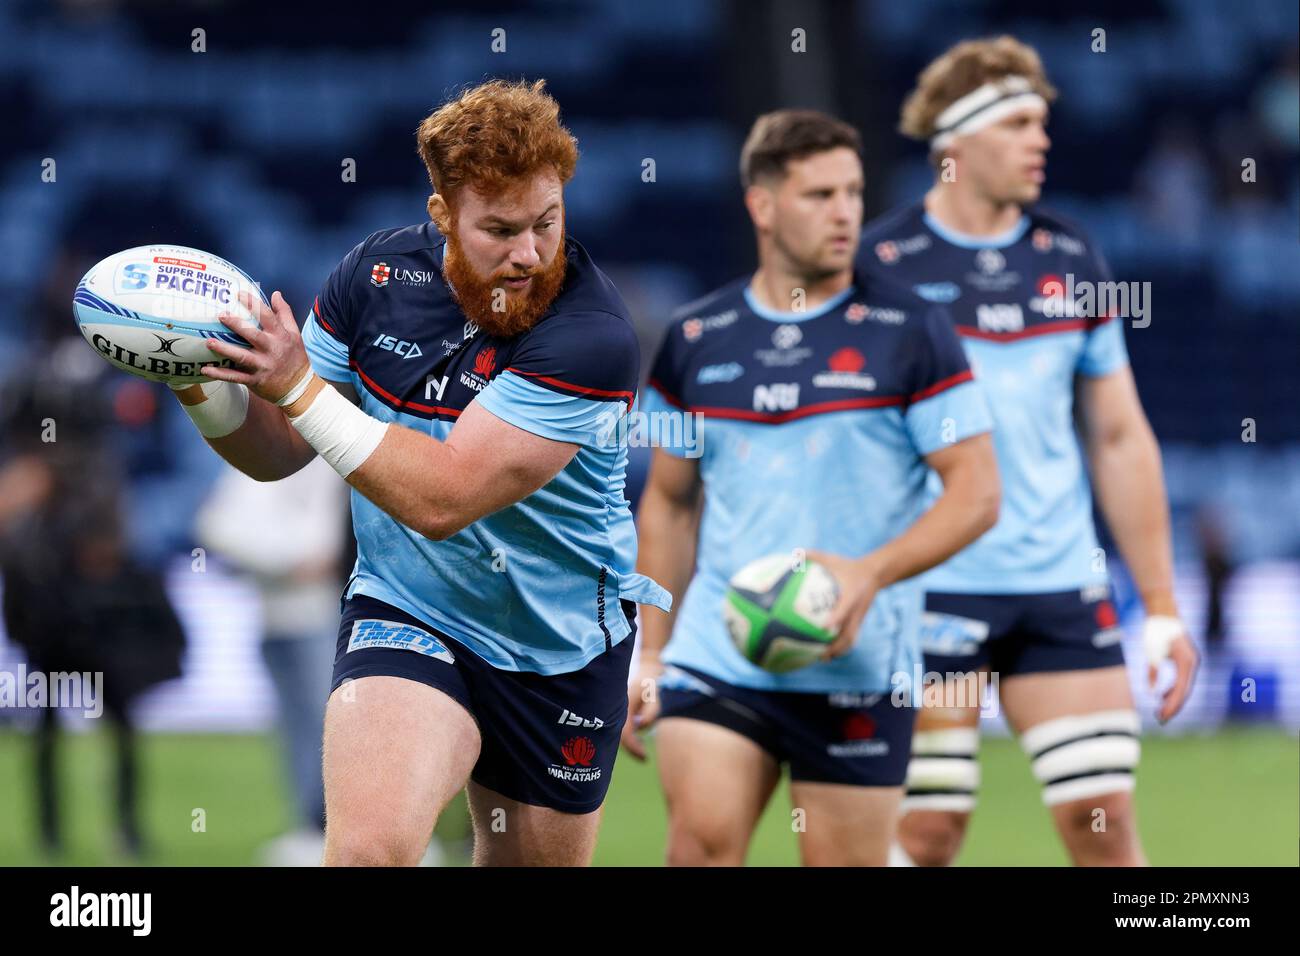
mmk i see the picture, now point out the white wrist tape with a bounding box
[275,367,315,408]
[288,383,389,479]
[1142,614,1183,667]
[173,381,250,439]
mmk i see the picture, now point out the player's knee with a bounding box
[1057,792,1142,865]
[1022,709,1139,807]
[1021,709,1142,863]
[665,814,746,867]
[897,726,979,865]
[324,819,430,867]
[898,809,970,867]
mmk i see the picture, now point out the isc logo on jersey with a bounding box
[373,333,423,359]
[753,383,799,412]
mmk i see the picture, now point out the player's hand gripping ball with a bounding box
[723,553,841,673]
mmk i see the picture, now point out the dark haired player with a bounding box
[623,110,1000,866]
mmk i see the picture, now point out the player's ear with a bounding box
[744,184,774,232]
[427,193,451,233]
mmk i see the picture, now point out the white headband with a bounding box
[929,75,1047,152]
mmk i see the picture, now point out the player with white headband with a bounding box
[859,35,1198,866]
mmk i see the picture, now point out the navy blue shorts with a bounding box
[331,594,636,815]
[921,587,1126,677]
[656,666,916,787]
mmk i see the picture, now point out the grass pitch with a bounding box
[0,726,1293,866]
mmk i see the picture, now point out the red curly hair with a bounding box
[416,78,579,201]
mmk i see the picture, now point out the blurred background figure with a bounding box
[195,458,347,866]
[0,332,185,860]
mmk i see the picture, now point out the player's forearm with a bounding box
[175,384,317,482]
[857,442,998,590]
[1089,424,1177,616]
[865,455,999,588]
[634,485,699,658]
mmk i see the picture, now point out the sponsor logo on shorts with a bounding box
[827,691,885,708]
[920,611,991,656]
[828,712,889,758]
[1091,599,1123,647]
[558,708,605,729]
[548,736,601,782]
[657,665,715,696]
[1080,583,1110,604]
[346,619,454,663]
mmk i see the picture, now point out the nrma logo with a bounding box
[373,333,423,359]
[753,383,799,412]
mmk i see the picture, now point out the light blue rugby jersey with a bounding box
[859,203,1129,594]
[642,273,993,694]
[302,224,670,675]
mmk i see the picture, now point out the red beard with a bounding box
[442,230,568,338]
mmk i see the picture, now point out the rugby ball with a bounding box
[723,553,841,673]
[72,245,266,385]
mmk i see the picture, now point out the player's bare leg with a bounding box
[1000,666,1147,866]
[790,781,904,866]
[322,676,480,866]
[656,717,780,866]
[466,782,602,866]
[896,676,984,867]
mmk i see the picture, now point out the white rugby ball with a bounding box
[73,245,267,385]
